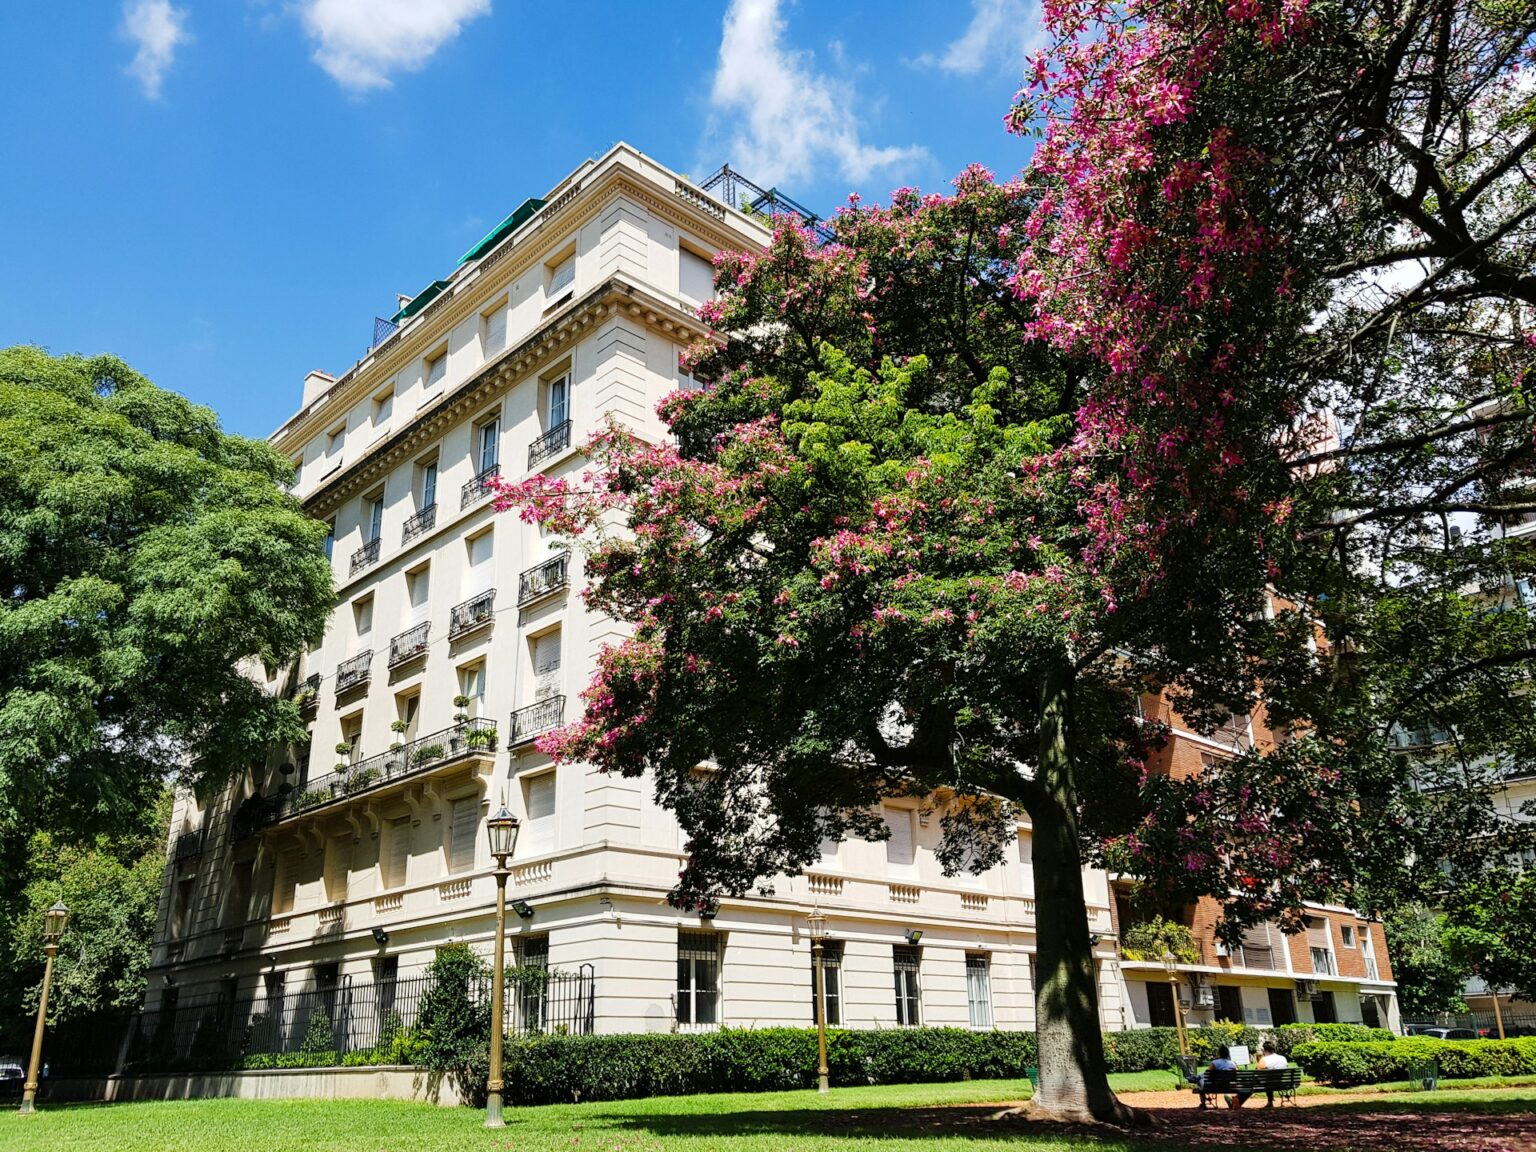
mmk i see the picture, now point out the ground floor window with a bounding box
[1268,986,1298,1025]
[811,941,843,1026]
[966,953,994,1029]
[677,931,721,1027]
[893,946,922,1026]
[1362,996,1382,1029]
[1215,984,1245,1024]
[1145,980,1176,1027]
[517,935,550,1032]
[1311,988,1338,1024]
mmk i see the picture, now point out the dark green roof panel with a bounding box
[390,280,453,323]
[457,197,547,266]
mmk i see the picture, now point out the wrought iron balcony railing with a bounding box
[462,464,501,509]
[401,504,437,546]
[510,696,564,745]
[528,421,572,469]
[449,589,496,638]
[267,719,498,823]
[288,672,321,711]
[172,830,206,863]
[388,622,431,667]
[336,651,373,694]
[518,555,569,605]
[350,537,382,576]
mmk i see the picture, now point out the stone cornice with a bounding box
[273,163,766,452]
[299,276,712,517]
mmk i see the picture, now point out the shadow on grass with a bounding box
[581,1096,1536,1152]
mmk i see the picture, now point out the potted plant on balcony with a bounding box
[1119,915,1200,964]
[347,765,382,793]
[413,743,446,766]
[465,726,497,753]
[449,696,472,752]
[387,720,409,774]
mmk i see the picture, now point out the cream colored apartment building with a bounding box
[148,144,1126,1041]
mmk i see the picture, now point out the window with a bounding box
[447,796,479,873]
[677,931,720,1027]
[546,372,570,429]
[174,876,195,936]
[966,954,994,1029]
[323,520,335,562]
[679,245,716,304]
[273,851,297,914]
[1267,986,1297,1026]
[375,956,399,1033]
[372,388,394,429]
[532,629,562,699]
[384,817,411,888]
[417,458,438,510]
[340,713,363,762]
[424,348,447,394]
[811,941,843,1026]
[225,861,253,927]
[394,692,420,743]
[366,494,385,543]
[1017,831,1035,894]
[522,771,556,855]
[482,299,508,357]
[1215,984,1245,1023]
[1311,989,1338,1024]
[893,946,922,1026]
[883,806,915,869]
[325,835,351,903]
[1145,980,1176,1027]
[314,961,340,1020]
[458,663,485,718]
[547,252,575,298]
[476,415,500,474]
[1340,924,1356,948]
[518,936,550,1031]
[466,529,494,595]
[326,425,345,460]
[406,566,431,626]
[353,596,373,650]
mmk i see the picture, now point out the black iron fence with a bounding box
[401,504,438,545]
[528,420,572,468]
[518,555,569,604]
[449,589,496,638]
[42,965,595,1076]
[350,536,382,576]
[510,697,564,745]
[461,464,501,509]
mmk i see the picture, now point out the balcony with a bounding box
[401,504,437,546]
[290,672,321,712]
[518,555,569,605]
[172,831,206,864]
[335,651,373,694]
[350,537,381,577]
[528,421,572,469]
[388,622,431,667]
[449,589,496,639]
[462,464,501,509]
[1311,947,1337,976]
[510,696,564,746]
[268,719,498,824]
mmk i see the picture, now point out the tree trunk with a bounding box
[1029,659,1142,1124]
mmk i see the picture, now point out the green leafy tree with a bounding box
[418,943,491,1081]
[1443,869,1536,1006]
[2,793,167,1025]
[0,347,333,913]
[1382,906,1471,1017]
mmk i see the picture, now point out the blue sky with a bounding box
[0,1,1041,439]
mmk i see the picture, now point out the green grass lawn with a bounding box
[2,1076,1533,1152]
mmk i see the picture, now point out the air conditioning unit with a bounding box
[1194,985,1216,1010]
[1297,980,1319,1001]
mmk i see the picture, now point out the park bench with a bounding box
[1190,1066,1302,1108]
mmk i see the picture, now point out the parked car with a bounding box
[1405,1026,1479,1040]
[0,1062,24,1100]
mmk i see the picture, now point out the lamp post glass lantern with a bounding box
[484,806,520,1129]
[19,901,69,1114]
[808,907,830,1094]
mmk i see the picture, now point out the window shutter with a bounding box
[485,308,507,356]
[534,631,562,698]
[326,837,351,902]
[449,798,479,872]
[884,807,914,866]
[427,354,446,390]
[409,569,431,624]
[680,248,715,303]
[524,772,556,855]
[467,532,494,595]
[387,818,411,887]
[549,255,575,295]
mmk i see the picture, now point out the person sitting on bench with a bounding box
[1231,1041,1287,1108]
[1198,1045,1238,1109]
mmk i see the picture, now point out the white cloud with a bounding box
[708,0,927,189]
[121,0,191,100]
[297,0,491,93]
[918,0,1045,76]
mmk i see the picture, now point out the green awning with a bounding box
[390,280,452,323]
[457,197,547,266]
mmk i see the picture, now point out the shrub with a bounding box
[418,944,491,1082]
[1271,1022,1395,1057]
[1293,1037,1536,1085]
[1120,917,1198,963]
[241,1050,339,1070]
[299,1009,336,1056]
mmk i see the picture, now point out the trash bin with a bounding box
[1407,1057,1438,1091]
[1026,1066,1040,1093]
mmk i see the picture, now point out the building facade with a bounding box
[1113,694,1400,1032]
[147,145,1126,1048]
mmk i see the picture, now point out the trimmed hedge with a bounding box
[1271,1023,1396,1057]
[1293,1038,1536,1085]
